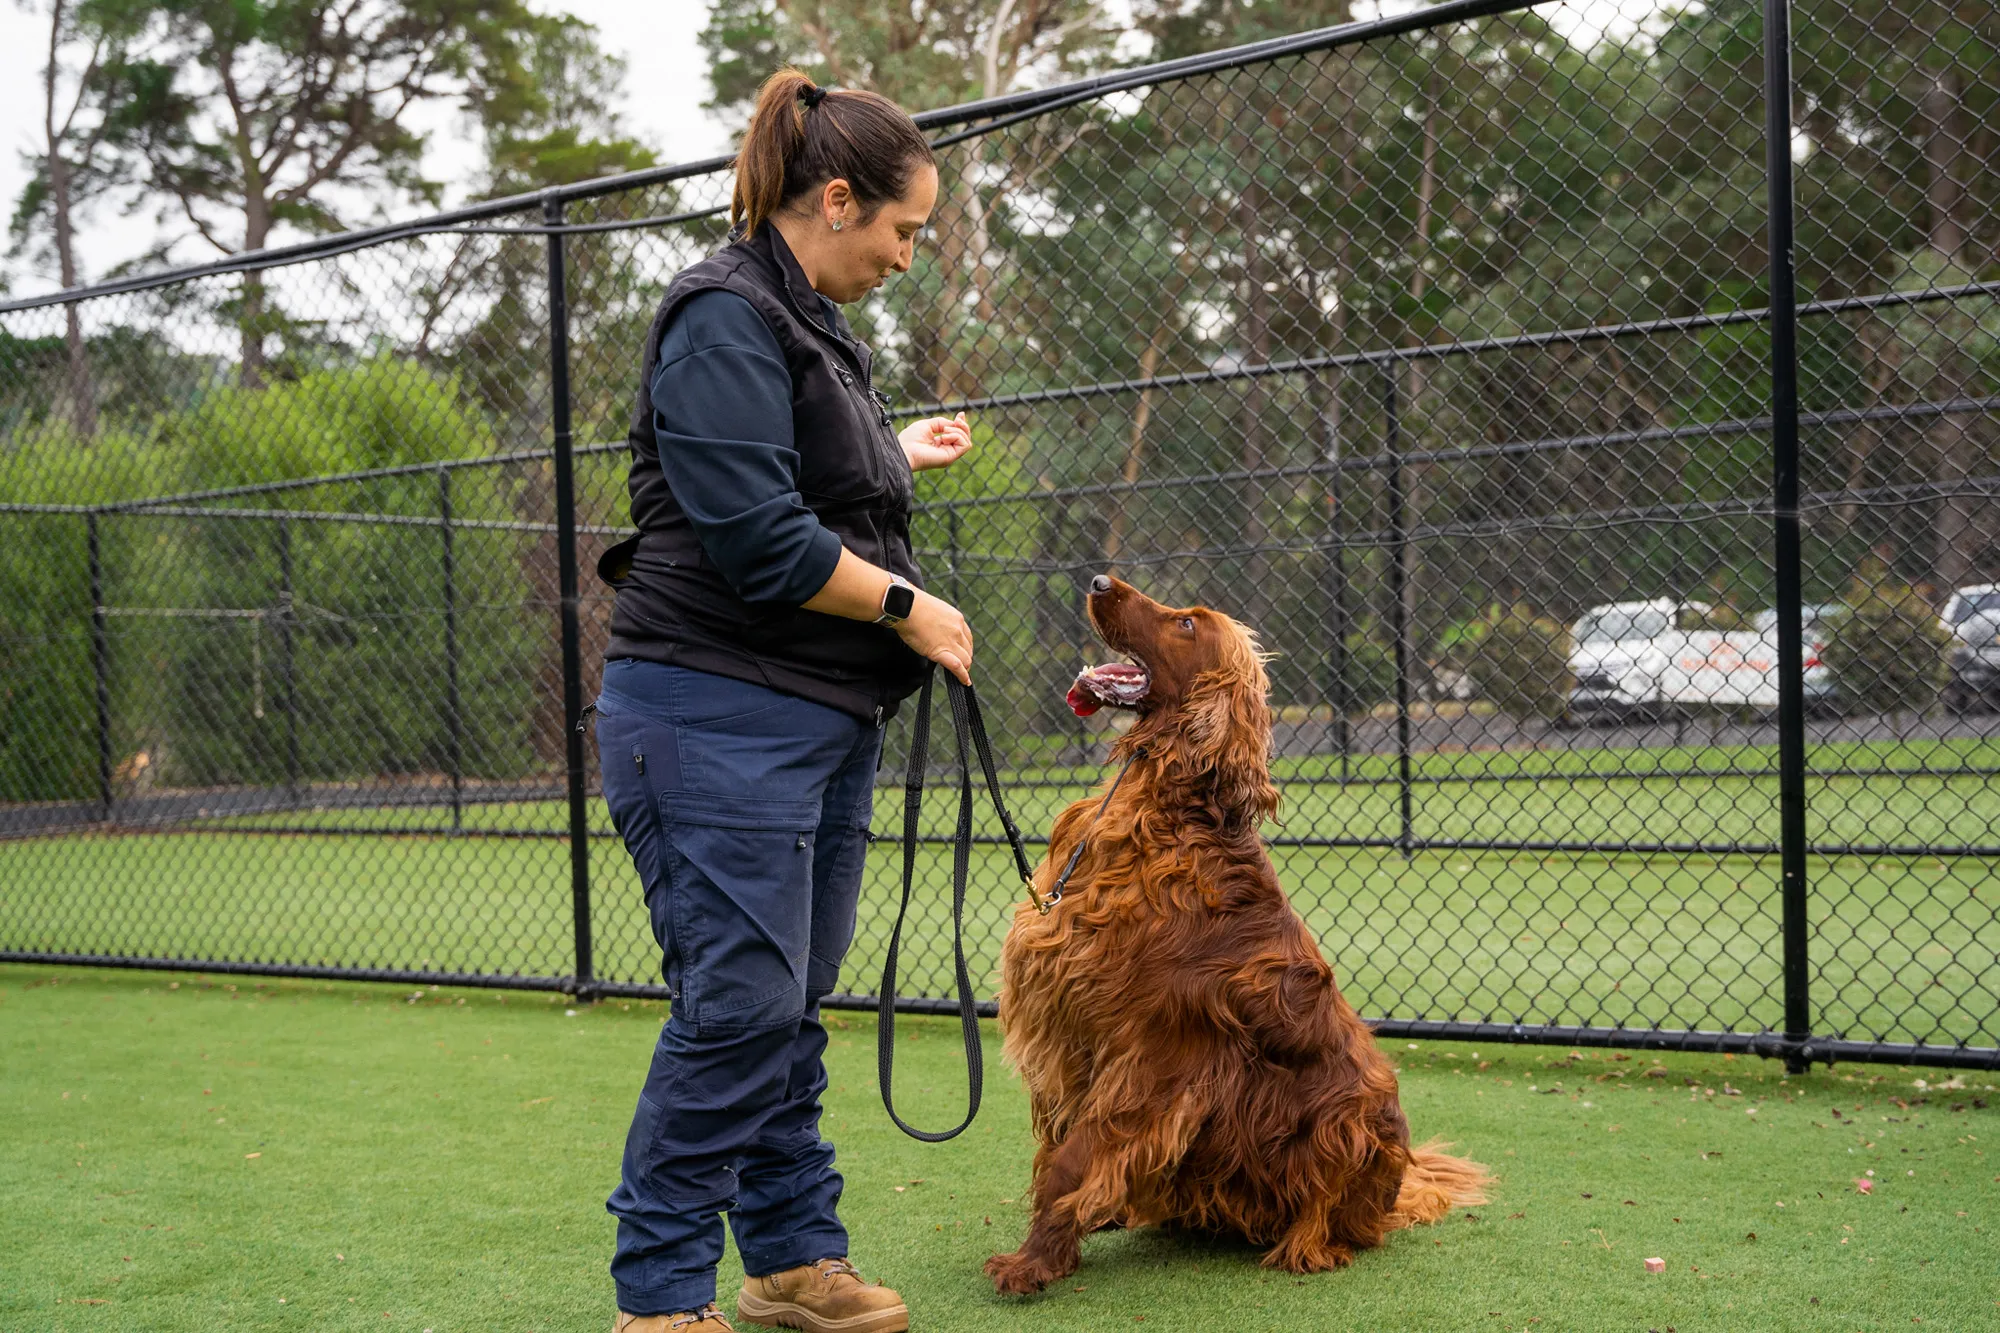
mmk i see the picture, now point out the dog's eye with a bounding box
[1178,616,1196,633]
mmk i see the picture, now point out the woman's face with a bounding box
[817,163,939,303]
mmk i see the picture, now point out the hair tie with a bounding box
[799,84,828,109]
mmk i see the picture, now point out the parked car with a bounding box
[1940,584,2000,714]
[1566,599,1779,723]
[1751,603,1844,714]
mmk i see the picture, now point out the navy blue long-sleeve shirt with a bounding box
[648,289,846,607]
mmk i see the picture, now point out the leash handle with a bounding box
[878,668,1027,1143]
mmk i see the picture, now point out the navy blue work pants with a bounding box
[594,658,881,1316]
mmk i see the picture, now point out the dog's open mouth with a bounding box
[1065,662,1151,716]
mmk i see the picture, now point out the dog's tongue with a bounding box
[1066,662,1149,716]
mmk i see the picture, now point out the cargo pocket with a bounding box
[596,706,685,999]
[659,789,820,1037]
[805,806,876,999]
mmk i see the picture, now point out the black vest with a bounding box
[601,224,929,722]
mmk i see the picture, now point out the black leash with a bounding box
[1038,741,1147,914]
[877,668,1034,1142]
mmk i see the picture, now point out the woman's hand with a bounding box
[899,412,972,472]
[896,587,974,685]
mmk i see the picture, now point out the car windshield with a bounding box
[1577,608,1669,643]
[1947,591,2000,624]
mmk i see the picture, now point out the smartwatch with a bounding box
[875,573,917,626]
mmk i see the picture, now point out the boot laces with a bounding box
[668,1304,729,1329]
[812,1258,862,1283]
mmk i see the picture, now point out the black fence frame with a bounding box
[4,0,1998,1073]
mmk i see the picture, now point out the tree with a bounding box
[476,12,656,196]
[8,0,141,435]
[702,0,1117,399]
[100,0,545,384]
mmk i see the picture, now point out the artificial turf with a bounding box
[4,964,1996,1332]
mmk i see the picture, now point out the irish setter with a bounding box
[984,575,1490,1295]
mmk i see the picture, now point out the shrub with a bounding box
[1821,571,1950,717]
[1323,625,1398,715]
[1459,602,1573,721]
[1,360,544,799]
[1677,602,1755,632]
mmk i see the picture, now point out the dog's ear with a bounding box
[1174,626,1279,823]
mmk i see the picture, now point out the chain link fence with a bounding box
[3,0,1995,1070]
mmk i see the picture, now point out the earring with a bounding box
[831,220,843,231]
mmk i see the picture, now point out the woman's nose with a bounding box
[1090,574,1112,594]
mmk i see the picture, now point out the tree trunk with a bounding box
[1922,69,1968,269]
[1397,67,1441,651]
[1236,158,1273,633]
[1928,337,1977,594]
[43,0,95,437]
[1922,70,1979,593]
[1912,66,1976,588]
[239,199,270,388]
[923,172,979,402]
[1106,241,1195,572]
[1406,66,1440,413]
[1841,317,1898,528]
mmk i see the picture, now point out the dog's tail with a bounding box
[1387,1139,1493,1228]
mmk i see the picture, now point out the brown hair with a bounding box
[731,68,935,238]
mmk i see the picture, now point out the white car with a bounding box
[1752,603,1843,713]
[1567,599,1781,722]
[1941,584,2000,713]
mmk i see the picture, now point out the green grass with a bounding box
[2,736,1996,1050]
[4,964,1997,1332]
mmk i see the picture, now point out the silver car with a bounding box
[1942,585,2000,714]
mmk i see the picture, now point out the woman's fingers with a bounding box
[898,590,973,683]
[930,414,972,450]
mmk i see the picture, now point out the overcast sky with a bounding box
[1,0,1658,299]
[0,0,733,297]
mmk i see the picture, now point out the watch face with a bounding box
[884,583,917,620]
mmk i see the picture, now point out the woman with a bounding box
[594,69,973,1333]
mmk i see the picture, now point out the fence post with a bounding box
[545,191,595,998]
[1764,0,1812,1073]
[1320,372,1351,781]
[1383,362,1413,859]
[88,512,112,822]
[277,518,301,805]
[440,467,464,834]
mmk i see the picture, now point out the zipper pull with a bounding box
[632,744,646,776]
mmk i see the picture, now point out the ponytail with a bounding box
[731,68,935,238]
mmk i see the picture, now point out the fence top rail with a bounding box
[897,279,2000,419]
[0,0,1546,317]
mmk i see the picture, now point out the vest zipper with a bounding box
[783,276,907,490]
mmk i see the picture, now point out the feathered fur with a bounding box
[985,577,1491,1294]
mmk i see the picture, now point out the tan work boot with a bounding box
[736,1257,909,1333]
[615,1302,736,1332]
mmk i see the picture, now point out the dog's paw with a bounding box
[984,1250,1055,1295]
[1266,1239,1355,1274]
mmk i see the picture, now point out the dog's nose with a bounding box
[1090,574,1112,595]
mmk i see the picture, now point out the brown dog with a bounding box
[984,575,1491,1295]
